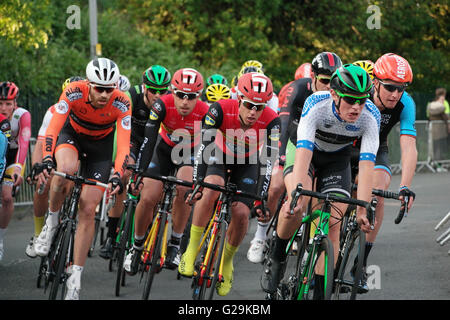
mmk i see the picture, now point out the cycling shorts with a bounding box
[55,120,114,184]
[350,141,390,181]
[3,148,26,186]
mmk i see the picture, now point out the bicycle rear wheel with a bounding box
[297,236,334,300]
[115,202,134,297]
[333,228,366,300]
[142,212,167,300]
[48,220,73,300]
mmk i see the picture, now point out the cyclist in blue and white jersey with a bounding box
[261,64,379,298]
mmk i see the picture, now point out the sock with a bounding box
[0,228,6,242]
[313,274,325,300]
[223,241,239,279]
[133,234,145,250]
[363,242,373,267]
[46,210,59,228]
[107,217,120,239]
[254,221,270,241]
[169,231,183,249]
[271,233,289,263]
[34,216,45,237]
[69,265,84,289]
[183,225,205,263]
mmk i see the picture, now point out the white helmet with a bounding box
[118,75,131,92]
[86,57,120,87]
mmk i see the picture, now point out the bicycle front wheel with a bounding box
[297,236,334,300]
[115,202,134,297]
[333,228,366,300]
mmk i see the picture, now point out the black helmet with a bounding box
[311,52,342,76]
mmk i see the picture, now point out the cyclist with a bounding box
[33,57,131,300]
[350,53,416,291]
[204,83,231,105]
[25,76,84,258]
[261,64,379,299]
[99,65,171,260]
[0,81,31,262]
[179,72,280,296]
[206,74,228,86]
[124,68,209,274]
[247,53,341,264]
[353,60,375,80]
[118,74,131,92]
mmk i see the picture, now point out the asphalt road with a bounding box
[1,172,449,302]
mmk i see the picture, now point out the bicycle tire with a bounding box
[192,225,214,300]
[142,211,167,300]
[115,202,134,297]
[206,220,227,300]
[48,220,73,300]
[333,228,365,300]
[88,214,101,257]
[297,236,334,300]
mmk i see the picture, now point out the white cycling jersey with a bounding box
[296,91,380,162]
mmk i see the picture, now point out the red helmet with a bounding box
[0,82,19,100]
[295,63,312,80]
[237,72,273,104]
[373,53,413,84]
[171,68,204,93]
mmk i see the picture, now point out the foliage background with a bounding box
[0,0,449,133]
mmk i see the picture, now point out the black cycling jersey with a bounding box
[279,78,313,158]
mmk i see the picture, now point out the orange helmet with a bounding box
[295,63,312,80]
[373,53,413,84]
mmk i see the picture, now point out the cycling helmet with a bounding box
[311,52,343,76]
[241,60,264,72]
[205,84,231,102]
[353,60,374,80]
[142,65,171,88]
[0,82,19,100]
[237,72,273,104]
[86,57,120,87]
[171,68,204,93]
[118,75,131,92]
[238,66,263,80]
[295,63,312,80]
[207,74,228,86]
[330,64,373,97]
[373,53,413,84]
[62,76,84,91]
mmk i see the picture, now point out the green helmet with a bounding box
[142,65,171,87]
[207,74,228,86]
[330,64,373,97]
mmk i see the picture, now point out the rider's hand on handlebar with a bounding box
[356,206,373,233]
[108,172,124,196]
[399,186,415,212]
[251,199,270,223]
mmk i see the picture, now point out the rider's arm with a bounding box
[113,97,132,178]
[256,117,280,199]
[135,99,166,172]
[43,100,71,161]
[278,83,292,162]
[398,93,417,189]
[0,132,8,180]
[193,102,223,182]
[14,110,31,170]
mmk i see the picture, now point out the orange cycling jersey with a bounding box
[43,80,131,176]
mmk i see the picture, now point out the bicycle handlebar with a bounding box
[195,178,261,201]
[144,173,193,188]
[53,171,109,189]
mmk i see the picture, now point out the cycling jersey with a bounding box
[297,91,380,161]
[8,107,31,168]
[278,78,313,159]
[136,94,209,172]
[37,105,55,141]
[194,99,280,200]
[44,80,131,177]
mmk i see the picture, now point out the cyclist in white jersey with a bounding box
[261,64,379,298]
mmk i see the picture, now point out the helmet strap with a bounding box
[375,83,388,110]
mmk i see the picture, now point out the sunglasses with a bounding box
[315,75,331,85]
[240,98,266,111]
[90,84,115,94]
[174,90,199,100]
[378,80,407,93]
[145,85,168,95]
[336,91,368,105]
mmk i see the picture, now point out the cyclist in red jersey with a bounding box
[179,72,280,296]
[247,62,313,263]
[124,68,209,274]
[0,81,30,262]
[33,58,131,300]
